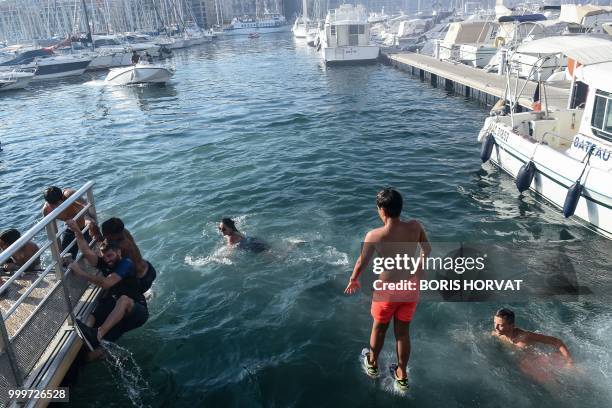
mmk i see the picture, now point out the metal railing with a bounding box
[0,181,98,401]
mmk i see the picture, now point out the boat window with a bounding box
[331,25,336,36]
[591,90,612,142]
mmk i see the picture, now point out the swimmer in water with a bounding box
[492,308,573,367]
[218,218,268,253]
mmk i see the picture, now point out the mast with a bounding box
[303,0,308,25]
[80,0,94,50]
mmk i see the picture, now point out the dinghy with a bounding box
[104,62,173,86]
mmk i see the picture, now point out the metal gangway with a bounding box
[0,182,102,407]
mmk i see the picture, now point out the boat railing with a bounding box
[0,181,99,404]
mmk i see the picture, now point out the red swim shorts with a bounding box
[371,301,418,323]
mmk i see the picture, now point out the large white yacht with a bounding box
[478,36,612,238]
[318,4,380,64]
[225,12,289,36]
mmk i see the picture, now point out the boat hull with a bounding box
[481,121,612,238]
[32,60,91,80]
[0,73,34,91]
[105,65,172,86]
[321,45,380,64]
[223,25,290,36]
[87,51,133,70]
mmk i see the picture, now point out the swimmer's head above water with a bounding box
[219,218,245,246]
[219,218,239,236]
[494,308,515,336]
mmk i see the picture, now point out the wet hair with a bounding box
[101,218,125,237]
[376,188,403,218]
[221,218,238,232]
[99,240,121,254]
[495,308,515,325]
[43,186,63,205]
[0,229,20,245]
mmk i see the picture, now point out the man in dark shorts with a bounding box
[84,218,156,294]
[69,232,148,359]
[345,188,431,391]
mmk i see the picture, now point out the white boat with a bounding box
[477,36,612,238]
[0,49,92,80]
[318,4,380,64]
[224,12,290,36]
[104,63,173,86]
[0,70,34,91]
[293,0,310,39]
[292,18,309,38]
[433,20,498,67]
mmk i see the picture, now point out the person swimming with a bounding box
[218,218,267,253]
[491,308,574,383]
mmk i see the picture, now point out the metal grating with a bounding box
[10,283,69,378]
[0,350,18,407]
[64,270,90,309]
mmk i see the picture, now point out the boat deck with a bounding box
[383,52,570,111]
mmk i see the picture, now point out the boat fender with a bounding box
[480,133,495,163]
[515,161,536,193]
[562,182,583,218]
[563,145,595,218]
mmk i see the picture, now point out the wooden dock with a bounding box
[383,52,570,111]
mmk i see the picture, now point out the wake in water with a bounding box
[102,341,151,407]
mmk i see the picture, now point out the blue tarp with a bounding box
[0,49,51,66]
[498,14,547,23]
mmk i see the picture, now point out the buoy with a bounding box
[480,133,495,163]
[563,182,583,218]
[515,161,536,192]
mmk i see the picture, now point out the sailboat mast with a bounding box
[80,0,94,50]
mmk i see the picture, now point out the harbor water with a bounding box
[1,34,611,407]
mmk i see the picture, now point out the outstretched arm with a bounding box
[70,261,121,289]
[66,220,98,266]
[526,332,572,365]
[345,232,376,294]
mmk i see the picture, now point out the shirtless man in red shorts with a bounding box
[345,188,431,390]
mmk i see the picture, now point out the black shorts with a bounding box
[92,295,148,343]
[139,262,157,293]
[61,229,91,260]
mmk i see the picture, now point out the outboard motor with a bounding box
[480,133,495,163]
[515,161,536,193]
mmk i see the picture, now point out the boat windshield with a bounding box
[591,90,612,143]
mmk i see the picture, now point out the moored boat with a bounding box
[478,36,612,238]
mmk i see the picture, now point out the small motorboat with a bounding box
[104,62,174,86]
[0,70,35,91]
[248,32,260,39]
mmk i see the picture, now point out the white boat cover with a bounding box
[575,61,612,93]
[516,36,612,65]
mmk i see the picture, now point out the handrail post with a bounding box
[45,222,77,325]
[86,186,98,224]
[0,315,23,386]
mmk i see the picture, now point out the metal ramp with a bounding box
[0,182,102,407]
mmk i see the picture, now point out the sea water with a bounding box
[1,34,611,407]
